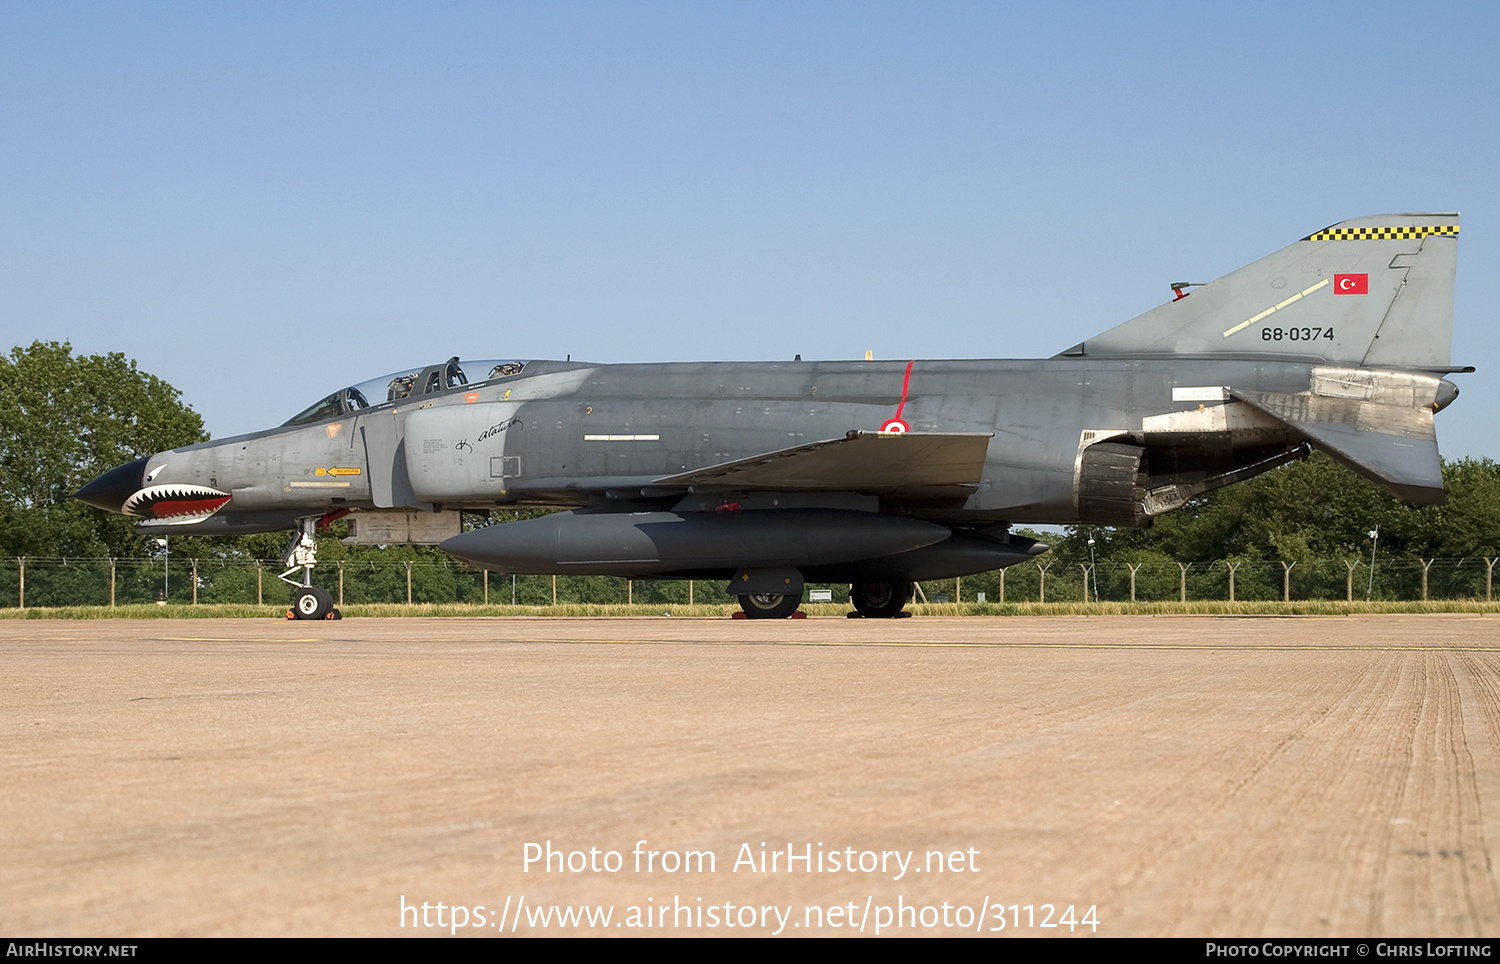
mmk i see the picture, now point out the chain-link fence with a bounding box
[0,557,732,608]
[3,556,1498,608]
[941,557,1500,604]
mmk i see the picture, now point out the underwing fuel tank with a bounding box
[440,509,952,576]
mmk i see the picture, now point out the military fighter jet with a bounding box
[76,213,1466,619]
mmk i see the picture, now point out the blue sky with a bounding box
[4,1,1498,457]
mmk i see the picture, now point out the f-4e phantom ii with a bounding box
[76,213,1467,619]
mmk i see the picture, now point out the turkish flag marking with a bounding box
[1334,273,1368,295]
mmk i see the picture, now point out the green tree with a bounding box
[0,341,208,558]
[1048,453,1500,600]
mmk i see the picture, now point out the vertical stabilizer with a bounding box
[1066,213,1458,369]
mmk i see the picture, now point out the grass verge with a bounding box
[3,600,1500,618]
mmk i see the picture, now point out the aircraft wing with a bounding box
[653,430,992,495]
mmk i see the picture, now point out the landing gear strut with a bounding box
[280,517,341,620]
[850,580,912,618]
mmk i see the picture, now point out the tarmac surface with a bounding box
[4,614,1500,937]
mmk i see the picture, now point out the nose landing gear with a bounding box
[281,518,342,620]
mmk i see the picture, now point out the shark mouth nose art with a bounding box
[121,484,232,523]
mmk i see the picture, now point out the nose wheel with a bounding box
[281,517,342,620]
[290,586,340,620]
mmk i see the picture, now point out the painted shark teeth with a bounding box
[122,484,232,522]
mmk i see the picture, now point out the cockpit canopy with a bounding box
[283,357,527,426]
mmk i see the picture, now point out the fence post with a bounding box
[110,558,116,608]
[192,558,198,605]
[483,569,488,605]
[1179,562,1188,603]
[1282,561,1296,602]
[1226,561,1240,602]
[1126,563,1140,601]
[1345,560,1357,602]
[1036,563,1050,603]
[1422,559,1434,601]
[1488,558,1496,602]
[17,557,23,610]
[998,567,1005,603]
[406,561,413,605]
[1078,564,1092,602]
[257,563,262,605]
[553,574,558,606]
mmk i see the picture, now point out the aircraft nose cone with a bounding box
[73,457,149,513]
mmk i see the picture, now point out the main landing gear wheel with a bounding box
[291,586,339,620]
[738,592,801,619]
[850,580,912,618]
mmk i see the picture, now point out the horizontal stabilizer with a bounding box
[654,431,992,494]
[1234,387,1445,505]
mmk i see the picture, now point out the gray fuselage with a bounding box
[149,355,1324,526]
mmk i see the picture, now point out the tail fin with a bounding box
[1063,213,1458,370]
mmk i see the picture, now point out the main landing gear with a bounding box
[734,579,916,619]
[737,592,802,619]
[280,517,341,620]
[849,580,913,618]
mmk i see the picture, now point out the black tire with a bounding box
[293,586,334,620]
[850,580,912,618]
[738,592,801,619]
